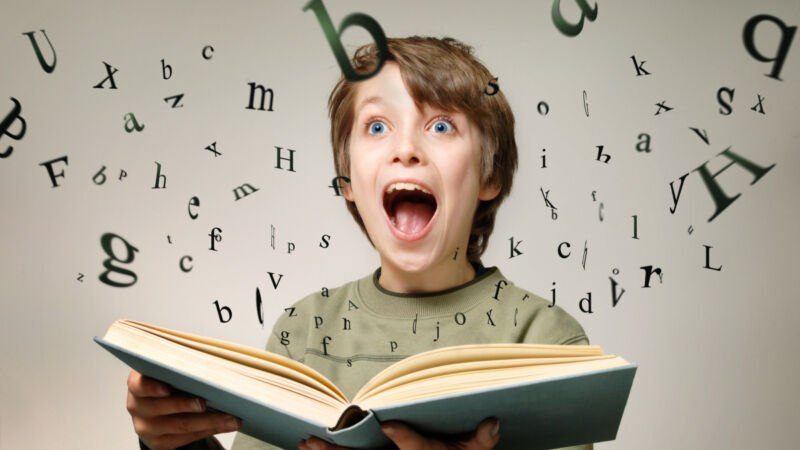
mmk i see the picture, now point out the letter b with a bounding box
[303,0,388,81]
[213,300,233,323]
[161,58,172,80]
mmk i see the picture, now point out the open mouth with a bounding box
[383,182,438,238]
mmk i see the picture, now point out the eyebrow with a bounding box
[355,95,385,113]
[354,95,462,123]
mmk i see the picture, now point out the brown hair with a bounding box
[328,36,517,262]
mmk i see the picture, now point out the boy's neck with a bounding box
[377,259,477,294]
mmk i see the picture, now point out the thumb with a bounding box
[381,421,437,450]
[474,418,500,448]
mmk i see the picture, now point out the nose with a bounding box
[392,129,423,166]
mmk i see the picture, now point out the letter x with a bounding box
[751,94,765,114]
[655,101,674,115]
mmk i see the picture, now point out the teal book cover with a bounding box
[95,336,636,449]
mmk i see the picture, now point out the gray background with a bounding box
[1,0,799,448]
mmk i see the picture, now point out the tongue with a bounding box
[394,201,435,234]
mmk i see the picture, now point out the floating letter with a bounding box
[123,113,144,132]
[39,155,68,187]
[98,232,139,287]
[303,0,388,81]
[693,147,775,222]
[275,146,296,172]
[635,133,651,153]
[246,82,274,111]
[93,62,119,89]
[551,0,598,37]
[22,30,56,73]
[743,14,796,80]
[717,87,734,115]
[0,98,27,159]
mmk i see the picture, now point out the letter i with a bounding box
[541,149,547,168]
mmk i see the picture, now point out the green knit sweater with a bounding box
[227,266,592,450]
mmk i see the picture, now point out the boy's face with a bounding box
[344,62,499,283]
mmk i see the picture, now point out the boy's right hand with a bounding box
[126,370,242,450]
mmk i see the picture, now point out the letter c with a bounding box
[180,255,193,272]
[558,241,571,258]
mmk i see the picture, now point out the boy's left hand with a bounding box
[297,417,500,450]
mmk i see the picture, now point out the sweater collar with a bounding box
[356,264,503,318]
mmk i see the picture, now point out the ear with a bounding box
[342,179,355,202]
[478,181,501,201]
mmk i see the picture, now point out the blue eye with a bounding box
[369,122,385,135]
[433,121,450,134]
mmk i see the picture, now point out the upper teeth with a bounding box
[387,182,430,195]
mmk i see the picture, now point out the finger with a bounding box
[144,425,237,450]
[128,370,171,398]
[469,418,500,449]
[381,421,444,450]
[299,436,350,450]
[128,392,206,418]
[137,412,240,436]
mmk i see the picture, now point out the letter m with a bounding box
[246,82,274,111]
[233,183,259,201]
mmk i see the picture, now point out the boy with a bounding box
[126,37,590,450]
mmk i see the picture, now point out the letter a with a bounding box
[303,0,388,81]
[123,113,144,133]
[21,30,56,73]
[551,0,598,37]
[635,133,651,153]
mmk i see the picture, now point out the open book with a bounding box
[96,320,636,449]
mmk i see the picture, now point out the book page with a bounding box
[103,322,347,426]
[356,356,630,410]
[123,320,346,402]
[354,343,604,400]
[355,355,615,403]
